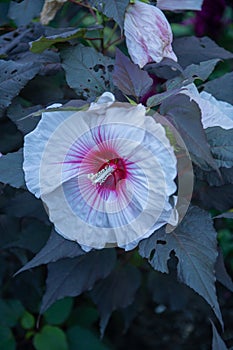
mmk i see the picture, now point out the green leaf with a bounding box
[67,326,108,350]
[33,325,68,350]
[71,306,99,328]
[0,149,26,189]
[89,0,129,30]
[0,299,24,327]
[90,265,141,337]
[139,206,223,328]
[61,44,114,99]
[30,28,88,54]
[20,311,35,330]
[0,60,40,116]
[41,249,116,313]
[44,298,73,325]
[0,327,16,350]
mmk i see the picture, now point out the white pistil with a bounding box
[88,165,115,185]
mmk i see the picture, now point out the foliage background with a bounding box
[0,0,233,349]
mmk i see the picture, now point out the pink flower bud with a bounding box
[124,0,177,68]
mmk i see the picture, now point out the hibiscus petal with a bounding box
[124,1,177,68]
[24,95,177,250]
[181,83,233,130]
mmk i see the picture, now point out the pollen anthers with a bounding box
[88,163,116,185]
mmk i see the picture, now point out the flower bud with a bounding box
[124,0,177,68]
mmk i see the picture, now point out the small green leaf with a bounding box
[0,327,16,350]
[0,299,24,328]
[44,298,73,325]
[33,325,68,350]
[30,28,87,54]
[21,311,35,330]
[67,326,108,350]
[72,306,99,328]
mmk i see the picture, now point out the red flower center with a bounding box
[88,158,127,191]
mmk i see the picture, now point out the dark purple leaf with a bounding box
[195,166,233,187]
[41,249,116,313]
[0,3,9,26]
[139,206,223,328]
[0,117,23,153]
[148,270,193,312]
[7,99,42,135]
[183,59,220,82]
[121,295,142,334]
[206,127,233,169]
[164,59,220,94]
[160,94,219,172]
[8,0,43,27]
[194,181,233,212]
[0,215,21,249]
[0,149,25,189]
[89,0,129,30]
[203,72,233,104]
[145,58,183,80]
[214,212,233,219]
[211,321,228,350]
[147,87,184,107]
[6,218,50,254]
[90,265,141,337]
[113,49,153,100]
[61,45,114,99]
[215,248,233,292]
[0,23,44,58]
[173,36,233,68]
[16,229,85,275]
[0,60,40,116]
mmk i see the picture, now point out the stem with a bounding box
[106,36,124,50]
[104,22,118,47]
[68,0,97,21]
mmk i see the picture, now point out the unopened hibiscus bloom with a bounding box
[124,0,177,68]
[23,93,177,251]
[181,83,233,130]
